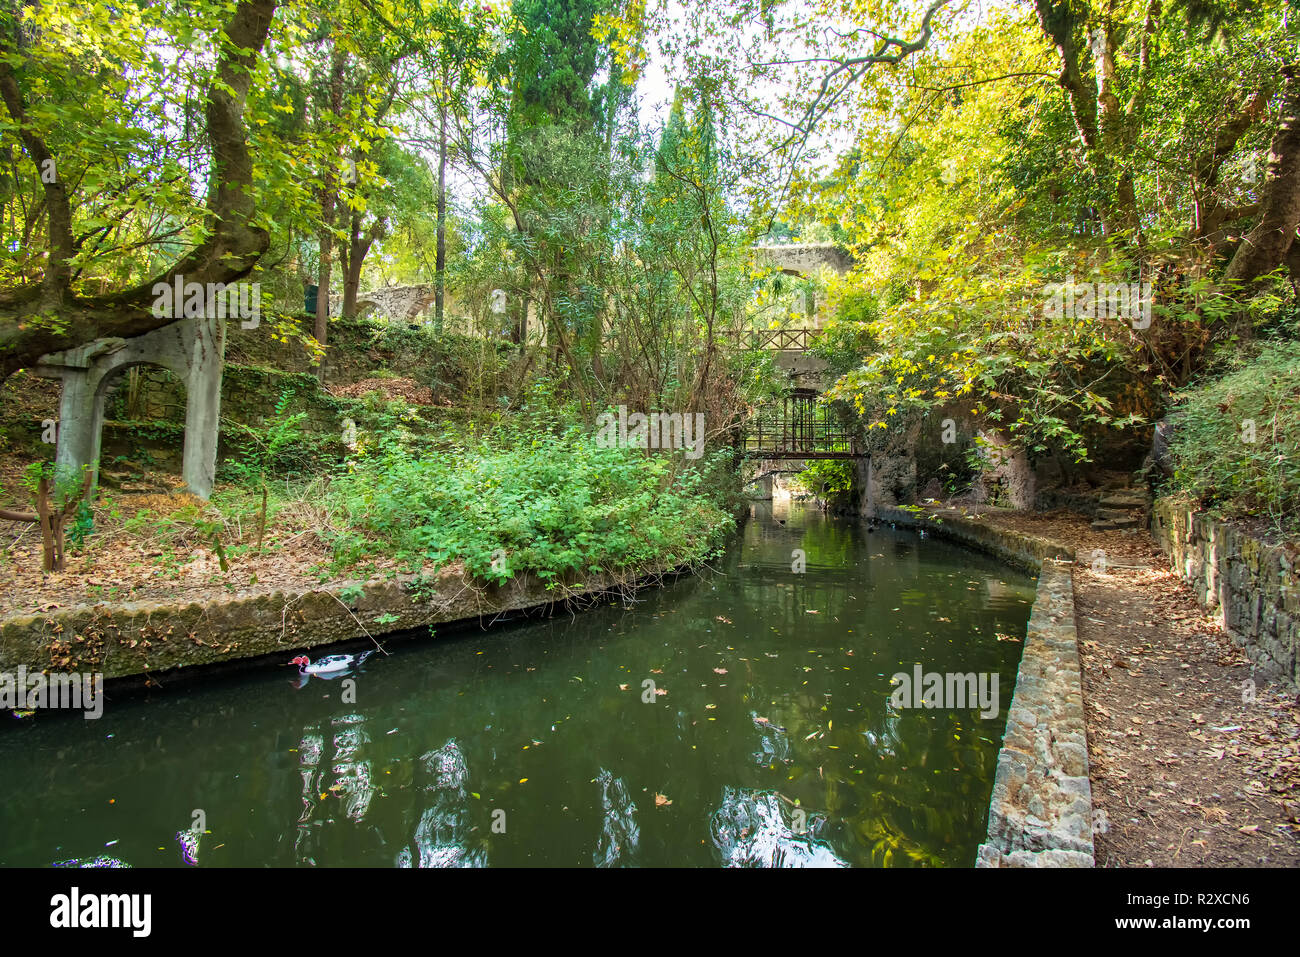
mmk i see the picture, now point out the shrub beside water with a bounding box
[1164,340,1300,531]
[326,427,736,586]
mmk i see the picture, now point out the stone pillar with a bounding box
[976,429,1036,509]
[52,363,99,483]
[179,314,226,499]
[34,312,227,501]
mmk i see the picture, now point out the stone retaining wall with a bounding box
[878,506,1095,867]
[0,567,652,687]
[874,506,1073,571]
[1152,498,1299,688]
[976,563,1094,866]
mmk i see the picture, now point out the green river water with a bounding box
[0,502,1035,867]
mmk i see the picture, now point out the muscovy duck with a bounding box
[289,651,373,686]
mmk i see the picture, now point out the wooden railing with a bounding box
[721,327,822,351]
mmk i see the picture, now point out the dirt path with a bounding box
[964,507,1300,867]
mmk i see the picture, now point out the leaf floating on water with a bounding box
[654,793,672,807]
[655,688,668,696]
[713,667,727,674]
[715,616,733,624]
[705,704,717,710]
[618,683,629,691]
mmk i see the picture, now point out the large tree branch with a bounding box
[0,0,278,381]
[1191,88,1271,238]
[771,0,952,151]
[1034,0,1099,150]
[1222,65,1300,290]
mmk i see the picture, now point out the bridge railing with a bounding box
[743,391,859,458]
[721,327,823,351]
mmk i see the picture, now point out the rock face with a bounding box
[1153,498,1299,688]
[857,421,920,516]
[1146,414,1181,476]
[974,429,1036,510]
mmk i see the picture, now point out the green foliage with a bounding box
[791,459,855,497]
[1164,341,1300,530]
[22,461,88,511]
[67,500,95,548]
[326,420,735,585]
[221,388,313,484]
[507,0,617,133]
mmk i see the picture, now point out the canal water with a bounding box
[0,503,1035,867]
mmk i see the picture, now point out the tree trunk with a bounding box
[341,210,358,318]
[0,0,278,382]
[312,44,347,382]
[1222,65,1300,292]
[314,218,333,379]
[435,98,448,334]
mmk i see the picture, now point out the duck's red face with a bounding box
[290,656,309,666]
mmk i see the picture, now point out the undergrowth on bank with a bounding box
[325,419,737,586]
[1164,340,1300,531]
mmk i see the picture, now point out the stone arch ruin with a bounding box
[752,243,854,279]
[34,312,226,499]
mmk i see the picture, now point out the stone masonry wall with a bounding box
[1152,498,1299,688]
[879,505,1094,867]
[975,563,1094,866]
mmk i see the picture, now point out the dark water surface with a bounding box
[0,503,1035,867]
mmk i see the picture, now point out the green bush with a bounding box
[791,459,855,497]
[326,423,735,586]
[1164,340,1300,530]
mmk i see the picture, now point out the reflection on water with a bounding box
[0,505,1034,867]
[397,739,487,868]
[593,768,639,868]
[711,786,845,868]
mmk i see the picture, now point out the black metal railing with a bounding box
[744,390,859,459]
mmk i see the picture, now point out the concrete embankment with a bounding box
[878,505,1095,867]
[0,565,660,687]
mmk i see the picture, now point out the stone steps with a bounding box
[1091,486,1149,532]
